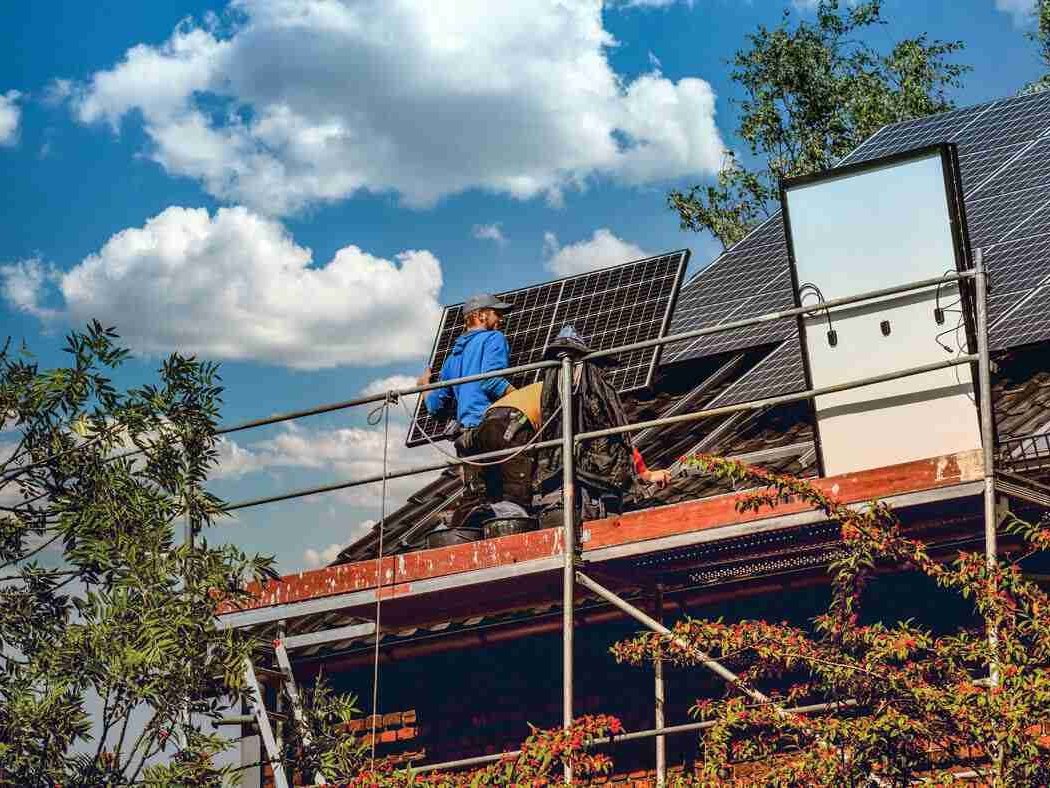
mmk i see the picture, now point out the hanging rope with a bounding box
[362,387,558,769]
[367,391,394,770]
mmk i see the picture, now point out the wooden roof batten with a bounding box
[217,448,985,636]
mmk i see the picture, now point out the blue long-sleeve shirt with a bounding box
[424,329,512,428]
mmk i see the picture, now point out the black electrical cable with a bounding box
[935,309,963,353]
[798,282,836,345]
[934,268,958,322]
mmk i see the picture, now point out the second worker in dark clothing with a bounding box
[471,325,672,528]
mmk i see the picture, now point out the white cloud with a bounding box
[214,436,273,479]
[995,0,1037,25]
[360,374,419,405]
[225,421,430,507]
[0,90,22,147]
[303,517,375,567]
[42,79,73,107]
[543,228,649,277]
[0,258,60,320]
[74,25,229,128]
[214,373,440,507]
[472,223,507,246]
[359,373,421,418]
[303,542,345,568]
[360,374,417,397]
[68,0,725,214]
[5,206,444,369]
[0,442,28,508]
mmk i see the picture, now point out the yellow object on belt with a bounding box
[488,382,543,430]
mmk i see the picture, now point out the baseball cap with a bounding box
[463,293,515,314]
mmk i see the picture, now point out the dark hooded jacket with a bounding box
[535,360,635,495]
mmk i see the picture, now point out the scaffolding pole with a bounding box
[576,572,771,704]
[974,247,999,689]
[412,699,858,774]
[223,354,976,513]
[654,583,666,787]
[560,354,576,785]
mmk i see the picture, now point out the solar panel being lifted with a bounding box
[406,250,689,447]
[663,88,1050,391]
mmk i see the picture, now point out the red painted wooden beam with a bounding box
[216,527,564,614]
[583,449,983,550]
[218,449,982,617]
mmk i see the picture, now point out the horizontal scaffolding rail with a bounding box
[223,353,975,511]
[412,699,859,774]
[213,270,974,437]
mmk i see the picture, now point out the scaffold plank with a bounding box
[583,448,983,550]
[217,450,983,631]
[217,528,564,616]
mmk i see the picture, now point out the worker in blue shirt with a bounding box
[418,293,517,529]
[418,293,515,431]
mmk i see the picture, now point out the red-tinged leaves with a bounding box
[604,451,1050,784]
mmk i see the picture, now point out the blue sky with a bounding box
[0,0,1044,573]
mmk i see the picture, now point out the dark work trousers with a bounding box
[452,407,536,528]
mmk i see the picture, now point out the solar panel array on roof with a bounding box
[715,334,807,408]
[663,89,1050,389]
[406,251,689,447]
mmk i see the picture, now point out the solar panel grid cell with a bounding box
[982,231,1050,295]
[990,279,1050,348]
[732,214,785,252]
[958,143,1028,193]
[975,137,1050,199]
[987,292,1032,347]
[668,260,795,358]
[668,238,791,331]
[954,90,1050,148]
[1002,199,1050,244]
[672,247,789,313]
[683,321,796,360]
[713,337,807,407]
[670,277,797,360]
[407,251,688,446]
[846,103,995,164]
[967,186,1050,248]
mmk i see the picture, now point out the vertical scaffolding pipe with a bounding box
[654,584,666,787]
[974,247,999,688]
[559,354,576,784]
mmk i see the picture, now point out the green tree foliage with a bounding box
[1024,0,1050,94]
[670,0,969,250]
[0,323,276,786]
[276,676,370,783]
